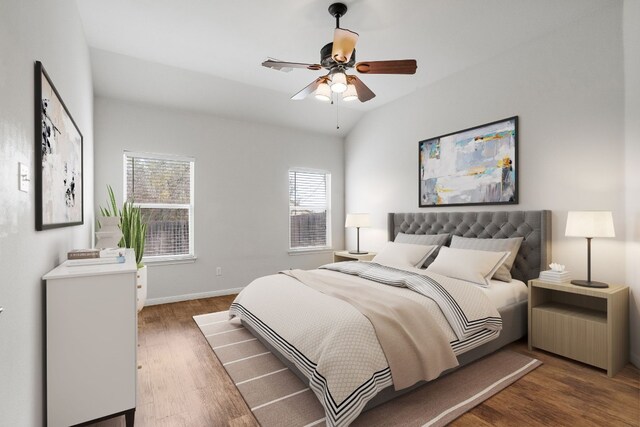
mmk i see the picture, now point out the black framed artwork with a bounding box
[418,116,518,207]
[35,61,83,230]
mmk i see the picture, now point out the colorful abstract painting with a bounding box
[35,61,83,230]
[419,117,517,207]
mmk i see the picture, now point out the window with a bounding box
[289,169,331,251]
[124,151,195,262]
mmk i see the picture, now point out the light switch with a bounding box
[19,162,29,192]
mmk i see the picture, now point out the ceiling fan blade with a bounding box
[291,77,327,100]
[349,76,375,102]
[262,59,322,72]
[331,28,359,63]
[355,60,417,74]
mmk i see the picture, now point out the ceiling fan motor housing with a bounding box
[320,42,356,69]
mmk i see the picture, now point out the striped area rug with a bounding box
[194,310,541,427]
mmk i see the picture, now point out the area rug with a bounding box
[194,310,541,427]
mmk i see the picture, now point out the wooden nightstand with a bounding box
[333,250,376,262]
[528,279,629,377]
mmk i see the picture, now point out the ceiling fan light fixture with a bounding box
[315,82,332,101]
[342,83,358,101]
[330,71,347,93]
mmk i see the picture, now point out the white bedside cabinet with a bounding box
[43,249,138,426]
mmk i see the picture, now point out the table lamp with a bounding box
[345,213,371,254]
[565,211,615,288]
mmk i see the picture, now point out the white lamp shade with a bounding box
[330,72,347,93]
[315,82,332,101]
[342,83,358,101]
[345,213,371,228]
[565,211,615,238]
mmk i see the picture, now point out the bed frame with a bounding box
[245,210,551,410]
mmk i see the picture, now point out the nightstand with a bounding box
[528,279,629,377]
[333,250,376,262]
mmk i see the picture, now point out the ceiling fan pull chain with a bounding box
[336,94,340,130]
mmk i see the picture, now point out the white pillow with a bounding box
[372,242,437,269]
[449,235,523,282]
[426,246,509,287]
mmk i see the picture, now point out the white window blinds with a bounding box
[124,152,195,259]
[289,169,331,250]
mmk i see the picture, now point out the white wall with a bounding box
[345,4,636,361]
[624,0,640,367]
[0,0,94,425]
[94,97,344,303]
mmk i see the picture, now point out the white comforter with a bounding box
[229,262,502,426]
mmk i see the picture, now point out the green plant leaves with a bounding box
[99,185,147,268]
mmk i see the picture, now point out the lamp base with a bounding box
[348,251,369,255]
[571,279,609,288]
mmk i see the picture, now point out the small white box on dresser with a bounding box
[43,249,138,427]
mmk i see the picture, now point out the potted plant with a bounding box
[99,185,148,312]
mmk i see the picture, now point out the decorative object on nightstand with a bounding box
[565,210,615,288]
[539,263,572,283]
[345,213,370,254]
[333,250,376,262]
[528,279,629,377]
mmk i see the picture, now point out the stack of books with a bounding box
[539,270,571,283]
[66,248,126,266]
[67,248,125,260]
[67,249,100,260]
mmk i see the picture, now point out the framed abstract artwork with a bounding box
[35,61,83,230]
[419,116,518,207]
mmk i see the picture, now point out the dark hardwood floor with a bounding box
[93,295,639,427]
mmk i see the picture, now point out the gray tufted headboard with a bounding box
[388,210,551,283]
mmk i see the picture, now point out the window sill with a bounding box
[288,248,334,256]
[143,255,197,266]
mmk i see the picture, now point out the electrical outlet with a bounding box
[216,267,222,276]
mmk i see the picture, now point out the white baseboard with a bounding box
[145,287,245,306]
[631,352,640,369]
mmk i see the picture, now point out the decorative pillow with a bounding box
[426,246,510,287]
[372,242,437,269]
[394,233,450,268]
[449,236,524,282]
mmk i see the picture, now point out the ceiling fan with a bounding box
[262,2,417,103]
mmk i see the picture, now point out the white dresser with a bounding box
[43,249,138,427]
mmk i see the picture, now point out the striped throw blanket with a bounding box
[322,262,503,347]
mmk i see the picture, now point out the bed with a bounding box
[230,210,551,426]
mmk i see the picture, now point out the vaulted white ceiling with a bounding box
[77,0,617,136]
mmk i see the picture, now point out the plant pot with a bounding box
[136,265,147,313]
